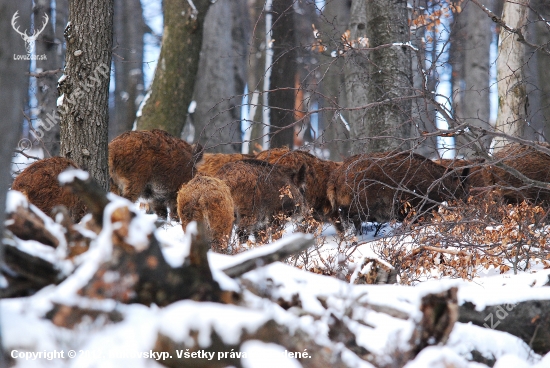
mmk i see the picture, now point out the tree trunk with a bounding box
[58,0,114,191]
[412,0,438,158]
[34,0,67,157]
[318,0,351,160]
[192,0,249,153]
[493,0,530,151]
[0,1,31,362]
[344,0,369,155]
[135,0,211,138]
[531,0,550,142]
[111,0,146,140]
[350,0,413,154]
[269,0,297,148]
[244,0,268,154]
[454,0,493,158]
[0,0,30,218]
[449,0,467,132]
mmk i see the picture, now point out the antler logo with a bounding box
[11,11,49,54]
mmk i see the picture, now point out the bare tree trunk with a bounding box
[58,0,114,191]
[0,1,31,362]
[454,0,493,158]
[269,0,297,148]
[244,0,268,154]
[529,0,550,142]
[350,0,413,154]
[344,0,369,155]
[412,0,438,158]
[318,0,351,160]
[449,0,467,131]
[34,0,67,157]
[111,0,146,140]
[493,0,530,151]
[192,0,249,153]
[136,0,211,138]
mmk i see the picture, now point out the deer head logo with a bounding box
[11,11,49,54]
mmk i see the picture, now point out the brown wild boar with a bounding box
[434,144,550,205]
[177,174,235,253]
[433,158,489,192]
[214,159,306,243]
[109,129,203,219]
[327,151,469,234]
[488,143,550,205]
[12,157,87,222]
[197,153,254,177]
[255,147,342,224]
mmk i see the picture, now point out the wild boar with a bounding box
[197,153,254,177]
[435,144,550,205]
[177,174,235,253]
[327,151,469,234]
[11,157,87,222]
[489,143,550,205]
[109,129,203,219]
[255,147,342,224]
[214,159,306,243]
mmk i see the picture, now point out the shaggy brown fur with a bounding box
[255,147,341,223]
[327,151,468,233]
[177,174,235,252]
[197,153,254,177]
[434,144,550,204]
[489,143,550,204]
[214,159,306,242]
[12,157,87,222]
[433,158,489,191]
[109,129,203,219]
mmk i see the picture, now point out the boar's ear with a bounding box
[192,143,204,162]
[293,164,307,188]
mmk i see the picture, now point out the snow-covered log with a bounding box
[459,299,550,355]
[221,233,315,278]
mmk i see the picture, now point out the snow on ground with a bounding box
[2,199,550,367]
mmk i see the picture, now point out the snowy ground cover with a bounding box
[2,192,550,367]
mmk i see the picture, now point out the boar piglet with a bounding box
[177,174,235,253]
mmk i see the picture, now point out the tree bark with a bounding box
[244,0,268,154]
[0,1,31,362]
[34,0,67,157]
[529,0,550,142]
[111,0,146,140]
[192,0,249,153]
[135,0,211,138]
[412,0,438,158]
[350,0,413,154]
[318,0,351,160]
[452,0,494,158]
[493,0,530,151]
[58,0,114,191]
[269,0,297,148]
[344,0,369,155]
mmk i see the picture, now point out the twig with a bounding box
[14,149,41,161]
[27,68,63,78]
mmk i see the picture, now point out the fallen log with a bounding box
[459,299,550,355]
[221,234,315,278]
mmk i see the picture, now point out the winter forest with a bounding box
[1,0,550,367]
